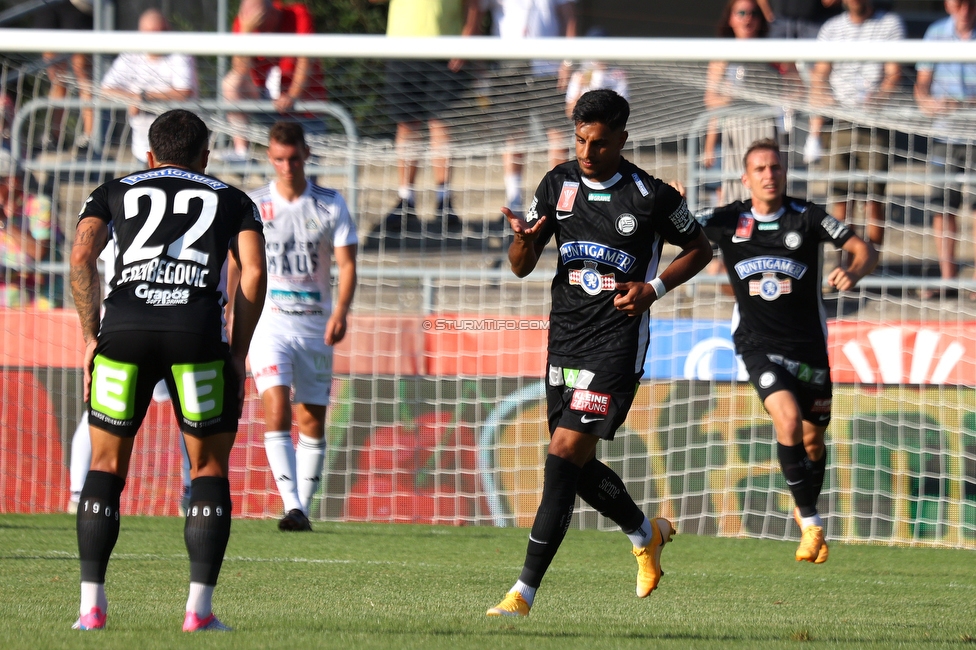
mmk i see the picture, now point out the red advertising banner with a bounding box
[828,321,976,385]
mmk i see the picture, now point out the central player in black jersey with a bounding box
[698,138,877,565]
[69,110,267,632]
[487,89,713,617]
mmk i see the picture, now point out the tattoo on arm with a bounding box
[70,220,105,344]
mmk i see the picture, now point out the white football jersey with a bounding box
[248,181,358,338]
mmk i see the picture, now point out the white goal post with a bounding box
[1,31,975,550]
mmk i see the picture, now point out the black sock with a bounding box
[809,448,828,510]
[184,477,232,586]
[575,458,645,533]
[778,442,818,518]
[77,470,125,583]
[518,454,581,589]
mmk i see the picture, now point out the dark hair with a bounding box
[717,0,769,38]
[743,137,781,170]
[268,121,307,148]
[571,89,629,132]
[148,109,209,168]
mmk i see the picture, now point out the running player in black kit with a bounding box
[69,109,267,632]
[697,138,877,564]
[487,89,713,617]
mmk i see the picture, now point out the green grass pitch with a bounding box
[1,514,975,649]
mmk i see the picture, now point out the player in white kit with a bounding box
[245,121,358,530]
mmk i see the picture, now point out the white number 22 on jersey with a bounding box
[121,188,217,266]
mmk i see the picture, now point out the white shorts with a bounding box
[248,333,333,406]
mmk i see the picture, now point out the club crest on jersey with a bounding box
[750,272,792,301]
[784,231,802,250]
[569,261,616,296]
[259,201,275,222]
[556,181,579,211]
[733,256,807,280]
[559,241,635,273]
[615,213,637,236]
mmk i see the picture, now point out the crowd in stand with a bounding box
[2,0,976,308]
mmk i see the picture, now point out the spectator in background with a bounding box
[221,0,327,159]
[806,0,904,248]
[34,0,94,153]
[371,0,482,231]
[99,9,198,164]
[0,176,57,308]
[704,0,799,205]
[479,0,577,216]
[914,0,976,298]
[564,27,628,118]
[757,0,842,38]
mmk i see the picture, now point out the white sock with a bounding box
[504,173,522,208]
[80,581,107,614]
[511,580,536,606]
[264,431,302,513]
[296,433,326,515]
[186,582,214,618]
[626,515,654,548]
[70,414,92,499]
[801,513,823,529]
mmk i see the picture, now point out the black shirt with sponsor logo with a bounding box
[78,166,263,337]
[697,196,853,361]
[528,158,702,373]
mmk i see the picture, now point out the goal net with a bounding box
[1,30,975,549]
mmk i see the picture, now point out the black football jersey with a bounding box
[697,197,853,359]
[78,166,263,337]
[528,158,703,373]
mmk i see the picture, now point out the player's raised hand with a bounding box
[503,206,546,241]
[614,281,657,315]
[826,266,860,292]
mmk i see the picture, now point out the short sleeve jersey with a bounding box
[100,53,198,97]
[248,182,358,338]
[386,0,465,36]
[917,16,976,101]
[697,197,853,360]
[78,166,263,338]
[529,159,702,374]
[817,10,904,107]
[232,2,327,100]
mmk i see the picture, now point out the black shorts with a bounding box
[740,350,833,426]
[384,60,469,124]
[33,1,93,30]
[927,139,975,212]
[88,330,241,438]
[546,363,641,440]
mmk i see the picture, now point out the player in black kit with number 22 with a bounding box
[69,109,267,632]
[697,138,877,565]
[487,89,714,617]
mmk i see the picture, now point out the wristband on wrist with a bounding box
[649,277,667,300]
